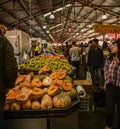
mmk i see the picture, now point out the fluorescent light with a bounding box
[52,29,62,33]
[50,23,63,30]
[65,4,71,7]
[49,35,55,41]
[54,7,63,13]
[44,4,71,18]
[8,35,17,38]
[44,12,52,17]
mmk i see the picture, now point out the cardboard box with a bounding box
[73,80,92,86]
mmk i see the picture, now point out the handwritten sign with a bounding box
[94,24,120,34]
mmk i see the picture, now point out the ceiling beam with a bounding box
[0,18,10,27]
[0,0,11,6]
[0,6,36,34]
[36,0,54,42]
[9,11,42,28]
[61,0,75,41]
[17,0,47,39]
[74,5,83,19]
[78,0,120,16]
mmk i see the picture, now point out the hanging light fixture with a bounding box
[49,13,55,19]
[46,30,50,33]
[102,13,107,20]
[76,33,79,36]
[88,24,93,28]
[68,23,72,33]
[68,27,72,33]
[43,25,47,29]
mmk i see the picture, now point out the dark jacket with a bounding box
[0,33,18,110]
[87,47,103,68]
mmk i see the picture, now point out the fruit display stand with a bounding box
[19,55,72,75]
[4,94,80,129]
[4,59,80,129]
[4,98,80,119]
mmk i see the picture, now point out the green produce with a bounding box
[19,56,72,74]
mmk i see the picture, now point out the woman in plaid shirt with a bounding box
[104,39,120,129]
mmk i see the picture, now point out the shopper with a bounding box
[87,38,104,89]
[65,42,72,62]
[102,41,110,59]
[104,39,120,129]
[0,24,18,129]
[83,40,93,66]
[35,42,40,56]
[69,41,81,79]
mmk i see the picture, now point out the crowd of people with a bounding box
[66,39,109,83]
[67,38,120,129]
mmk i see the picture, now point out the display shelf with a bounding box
[4,99,80,119]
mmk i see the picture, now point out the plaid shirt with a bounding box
[104,57,120,87]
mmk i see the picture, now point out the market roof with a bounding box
[0,0,120,43]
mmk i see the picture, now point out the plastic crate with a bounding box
[79,95,90,111]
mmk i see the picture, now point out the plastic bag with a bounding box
[93,88,105,107]
[23,52,29,62]
[23,52,28,60]
[86,70,92,83]
[76,85,86,98]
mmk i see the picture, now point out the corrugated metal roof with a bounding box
[0,0,119,42]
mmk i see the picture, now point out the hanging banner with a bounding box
[107,33,120,38]
[94,24,120,34]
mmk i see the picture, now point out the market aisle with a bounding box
[78,109,106,129]
[78,108,118,129]
[5,118,47,129]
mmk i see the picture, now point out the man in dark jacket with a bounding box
[0,25,18,129]
[87,38,104,89]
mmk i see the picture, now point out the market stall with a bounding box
[4,53,80,129]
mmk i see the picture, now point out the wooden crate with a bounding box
[73,80,93,93]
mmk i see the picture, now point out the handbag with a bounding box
[93,88,106,107]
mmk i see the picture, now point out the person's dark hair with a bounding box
[0,30,2,34]
[65,42,68,45]
[109,39,120,63]
[88,40,93,44]
[93,38,99,43]
[116,38,120,62]
[102,41,108,49]
[72,41,76,45]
